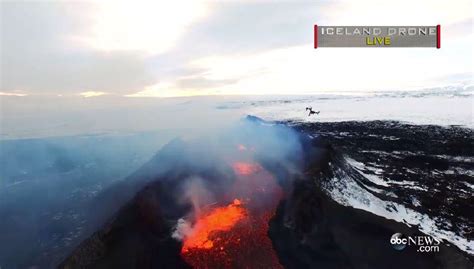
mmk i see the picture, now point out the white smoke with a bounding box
[172,176,216,240]
[172,218,193,241]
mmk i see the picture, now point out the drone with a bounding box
[305,107,320,116]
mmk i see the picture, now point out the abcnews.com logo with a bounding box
[390,233,441,253]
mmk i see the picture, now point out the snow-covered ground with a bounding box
[324,163,474,255]
[232,87,474,128]
[1,85,472,139]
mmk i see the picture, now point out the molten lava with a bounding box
[181,157,283,268]
[181,199,246,253]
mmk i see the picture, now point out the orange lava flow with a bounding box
[181,199,246,253]
[181,158,284,268]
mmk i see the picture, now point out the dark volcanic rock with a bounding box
[288,121,474,246]
[60,181,190,269]
[61,120,473,268]
[269,182,473,268]
[270,181,472,269]
[268,123,473,268]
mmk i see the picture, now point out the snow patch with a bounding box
[323,168,474,255]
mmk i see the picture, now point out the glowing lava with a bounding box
[181,199,246,253]
[181,157,283,268]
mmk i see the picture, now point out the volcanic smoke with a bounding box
[177,144,284,268]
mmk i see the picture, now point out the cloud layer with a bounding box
[1,0,472,97]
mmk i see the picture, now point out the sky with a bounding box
[1,0,473,98]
